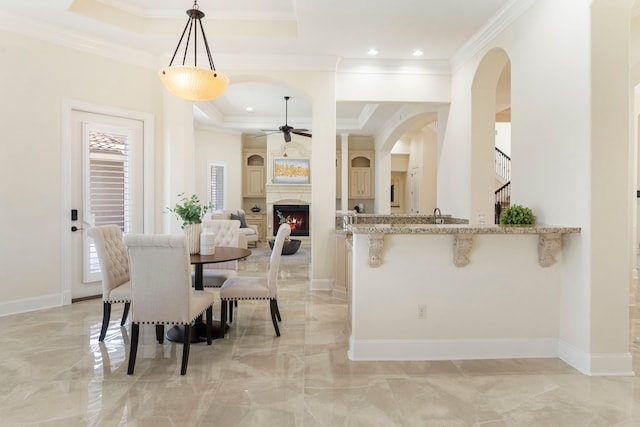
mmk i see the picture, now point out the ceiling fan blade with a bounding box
[254,131,282,138]
[291,128,309,132]
[292,131,312,138]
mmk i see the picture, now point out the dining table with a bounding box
[165,246,252,343]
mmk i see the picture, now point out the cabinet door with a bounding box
[245,166,265,197]
[350,167,371,198]
[245,214,266,242]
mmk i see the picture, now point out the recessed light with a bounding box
[246,107,254,113]
[367,48,379,56]
[413,49,424,57]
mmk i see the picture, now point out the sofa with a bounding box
[209,209,259,248]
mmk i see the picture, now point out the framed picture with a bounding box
[273,158,310,184]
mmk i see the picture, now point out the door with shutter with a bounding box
[69,110,144,299]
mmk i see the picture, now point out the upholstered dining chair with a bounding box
[219,223,291,337]
[124,234,216,375]
[196,219,241,288]
[87,225,131,342]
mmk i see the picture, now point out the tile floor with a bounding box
[1,253,640,426]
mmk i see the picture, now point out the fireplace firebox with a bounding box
[273,204,309,236]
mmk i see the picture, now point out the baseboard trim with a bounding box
[332,288,347,301]
[310,278,333,291]
[0,293,63,317]
[348,337,558,361]
[347,338,635,376]
[558,340,634,376]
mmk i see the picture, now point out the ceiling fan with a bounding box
[260,96,312,142]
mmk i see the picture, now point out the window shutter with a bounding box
[209,163,225,211]
[89,132,128,230]
[87,131,129,276]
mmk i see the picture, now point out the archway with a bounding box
[470,48,510,224]
[375,104,439,214]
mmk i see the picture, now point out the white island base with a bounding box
[343,224,631,376]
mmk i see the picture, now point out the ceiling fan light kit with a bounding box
[159,1,229,101]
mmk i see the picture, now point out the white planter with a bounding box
[184,223,202,254]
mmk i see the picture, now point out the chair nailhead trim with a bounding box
[134,309,210,325]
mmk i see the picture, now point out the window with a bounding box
[89,132,128,230]
[85,127,132,281]
[208,162,226,211]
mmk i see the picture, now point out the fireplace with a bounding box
[273,204,309,236]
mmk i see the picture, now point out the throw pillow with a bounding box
[230,212,248,228]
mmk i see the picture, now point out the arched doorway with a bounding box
[470,48,511,224]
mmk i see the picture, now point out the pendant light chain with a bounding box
[158,0,229,101]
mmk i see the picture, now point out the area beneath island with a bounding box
[337,214,596,374]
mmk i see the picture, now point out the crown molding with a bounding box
[0,11,158,69]
[450,0,537,72]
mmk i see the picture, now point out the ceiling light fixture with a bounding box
[159,0,229,101]
[367,48,379,56]
[412,49,424,57]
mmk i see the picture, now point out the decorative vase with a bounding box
[184,223,202,254]
[200,230,216,255]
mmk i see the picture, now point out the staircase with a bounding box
[494,147,511,223]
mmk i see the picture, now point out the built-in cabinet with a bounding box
[245,213,266,242]
[348,151,374,199]
[243,149,266,197]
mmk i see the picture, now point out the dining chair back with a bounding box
[124,234,216,375]
[219,223,291,337]
[87,225,131,341]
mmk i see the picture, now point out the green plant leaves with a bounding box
[167,193,212,229]
[499,204,536,225]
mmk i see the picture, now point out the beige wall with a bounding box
[194,128,243,211]
[0,30,162,313]
[430,0,632,374]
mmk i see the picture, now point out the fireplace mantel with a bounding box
[266,183,311,194]
[266,184,312,205]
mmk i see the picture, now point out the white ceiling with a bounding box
[1,0,516,137]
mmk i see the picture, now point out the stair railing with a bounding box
[494,181,511,223]
[495,147,511,182]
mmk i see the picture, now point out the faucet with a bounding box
[433,208,442,224]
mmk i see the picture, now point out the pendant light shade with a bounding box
[159,66,229,101]
[159,1,229,101]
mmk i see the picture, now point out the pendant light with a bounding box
[159,0,229,101]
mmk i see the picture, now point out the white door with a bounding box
[69,110,144,299]
[410,167,421,214]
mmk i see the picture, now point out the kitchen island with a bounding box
[338,217,583,366]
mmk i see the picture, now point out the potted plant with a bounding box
[499,204,536,225]
[276,210,292,227]
[167,193,212,253]
[275,210,293,241]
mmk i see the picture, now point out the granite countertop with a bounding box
[345,223,581,235]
